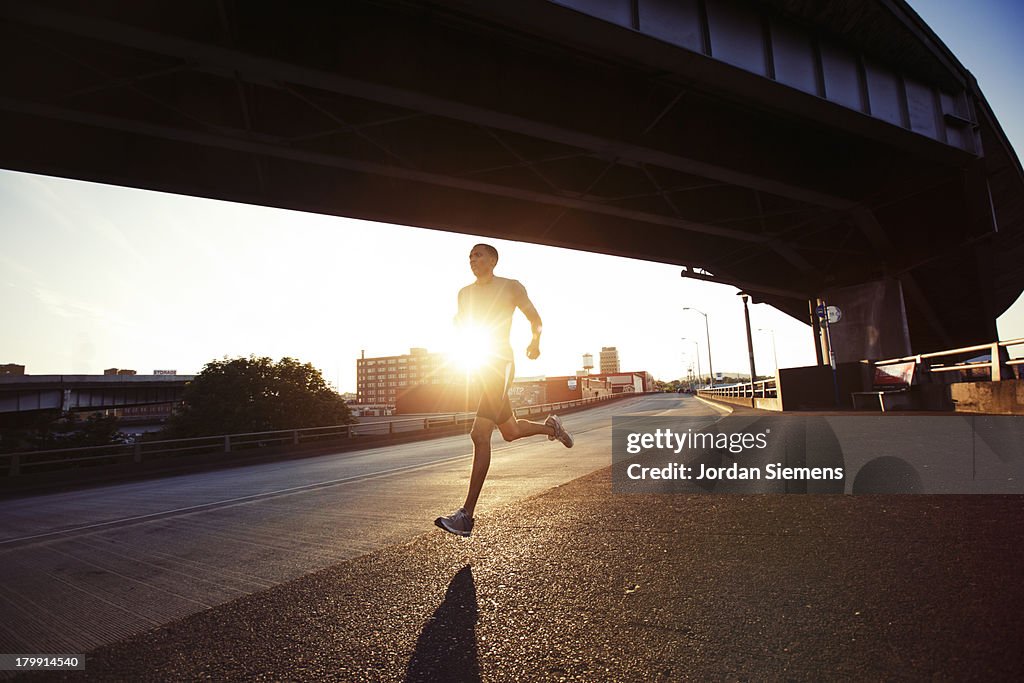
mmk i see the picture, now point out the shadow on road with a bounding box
[405,564,480,683]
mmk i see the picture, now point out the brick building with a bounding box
[356,348,460,408]
[600,347,620,373]
[394,371,651,414]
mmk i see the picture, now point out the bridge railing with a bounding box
[0,390,640,477]
[697,378,777,400]
[874,338,1024,381]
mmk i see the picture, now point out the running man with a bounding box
[435,243,574,537]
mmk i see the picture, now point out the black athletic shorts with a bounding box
[476,357,515,424]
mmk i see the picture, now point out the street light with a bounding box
[738,292,757,385]
[757,328,779,377]
[681,337,702,388]
[682,307,714,388]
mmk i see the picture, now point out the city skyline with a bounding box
[2,0,1022,393]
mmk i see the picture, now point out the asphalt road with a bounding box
[24,418,1024,681]
[4,395,1023,680]
[0,393,699,656]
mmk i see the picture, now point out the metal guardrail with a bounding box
[697,378,778,400]
[0,391,639,477]
[874,338,1024,382]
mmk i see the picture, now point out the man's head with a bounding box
[469,243,498,278]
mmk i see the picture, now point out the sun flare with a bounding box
[448,325,493,374]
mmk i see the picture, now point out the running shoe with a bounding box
[434,507,475,537]
[545,414,574,448]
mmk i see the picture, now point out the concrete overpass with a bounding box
[0,374,192,414]
[1,0,1022,356]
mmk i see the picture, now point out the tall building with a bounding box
[356,348,459,407]
[600,346,620,374]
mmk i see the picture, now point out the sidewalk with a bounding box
[43,467,1024,681]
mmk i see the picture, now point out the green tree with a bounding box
[163,356,353,438]
[0,411,129,453]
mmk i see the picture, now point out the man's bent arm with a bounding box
[516,283,543,358]
[515,284,542,334]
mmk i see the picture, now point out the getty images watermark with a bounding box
[624,426,842,482]
[612,415,1024,494]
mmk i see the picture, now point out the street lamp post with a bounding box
[683,308,714,388]
[681,337,702,389]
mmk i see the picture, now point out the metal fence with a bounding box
[698,378,778,400]
[875,338,1024,381]
[0,391,639,477]
[693,338,1024,406]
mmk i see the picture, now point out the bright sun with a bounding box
[448,325,493,374]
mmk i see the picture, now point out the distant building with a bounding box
[509,375,613,407]
[1,364,26,376]
[600,347,620,374]
[592,370,653,394]
[104,368,137,376]
[356,348,461,407]
[361,347,650,414]
[395,370,652,415]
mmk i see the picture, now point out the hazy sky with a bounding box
[2,1,1022,393]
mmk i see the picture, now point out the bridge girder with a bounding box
[1,0,1021,353]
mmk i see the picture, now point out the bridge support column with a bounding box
[809,299,824,366]
[224,435,231,453]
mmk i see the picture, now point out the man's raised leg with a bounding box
[498,415,574,448]
[496,417,553,442]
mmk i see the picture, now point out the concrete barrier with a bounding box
[951,379,1024,415]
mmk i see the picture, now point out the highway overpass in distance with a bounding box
[0,374,193,415]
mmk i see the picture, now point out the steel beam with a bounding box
[0,95,782,246]
[0,2,857,211]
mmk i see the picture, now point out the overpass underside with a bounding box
[1,0,1022,353]
[0,376,190,417]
